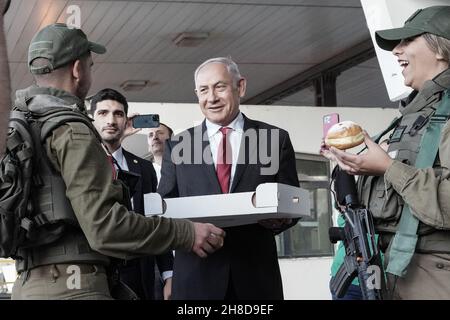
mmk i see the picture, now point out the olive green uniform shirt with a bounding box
[20,86,195,260]
[384,69,450,230]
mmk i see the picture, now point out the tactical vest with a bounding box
[357,91,450,254]
[14,94,110,272]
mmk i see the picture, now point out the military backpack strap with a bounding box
[387,89,450,277]
[374,116,403,144]
[357,116,402,155]
[7,111,34,166]
[0,110,35,257]
[19,108,96,236]
[12,95,30,113]
[20,119,50,234]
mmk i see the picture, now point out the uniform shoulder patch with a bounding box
[68,122,92,139]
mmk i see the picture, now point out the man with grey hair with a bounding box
[158,57,299,299]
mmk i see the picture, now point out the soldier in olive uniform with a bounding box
[322,6,450,299]
[11,23,225,300]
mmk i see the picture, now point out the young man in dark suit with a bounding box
[158,57,299,300]
[92,88,174,300]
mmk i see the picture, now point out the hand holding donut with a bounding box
[325,121,365,150]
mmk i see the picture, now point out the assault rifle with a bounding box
[329,167,385,300]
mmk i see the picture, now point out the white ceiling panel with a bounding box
[5,0,395,108]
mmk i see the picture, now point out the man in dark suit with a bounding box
[158,57,299,300]
[92,88,174,300]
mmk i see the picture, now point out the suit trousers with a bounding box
[12,263,112,300]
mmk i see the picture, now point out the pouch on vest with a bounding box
[0,111,32,258]
[357,107,435,235]
[358,175,403,225]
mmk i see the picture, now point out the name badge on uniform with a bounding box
[389,126,406,143]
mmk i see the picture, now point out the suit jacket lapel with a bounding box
[123,149,141,175]
[122,149,142,210]
[230,114,258,193]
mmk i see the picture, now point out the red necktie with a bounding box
[107,154,117,181]
[217,127,232,193]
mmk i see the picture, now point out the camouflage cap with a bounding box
[375,6,450,51]
[28,23,106,74]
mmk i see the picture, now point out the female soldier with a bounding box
[322,6,450,299]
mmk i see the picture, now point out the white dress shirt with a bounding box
[153,162,162,185]
[205,112,244,192]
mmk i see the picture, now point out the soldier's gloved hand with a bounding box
[192,222,226,258]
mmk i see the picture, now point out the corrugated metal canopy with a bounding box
[4,0,397,108]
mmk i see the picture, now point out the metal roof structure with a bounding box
[4,0,398,108]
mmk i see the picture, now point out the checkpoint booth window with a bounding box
[276,153,333,258]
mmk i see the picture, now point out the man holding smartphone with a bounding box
[91,88,174,300]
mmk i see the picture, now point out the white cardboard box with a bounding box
[144,183,311,227]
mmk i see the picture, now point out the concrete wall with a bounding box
[124,103,400,300]
[124,103,400,157]
[280,257,334,300]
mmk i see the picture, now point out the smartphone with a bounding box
[132,114,160,128]
[323,113,340,138]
